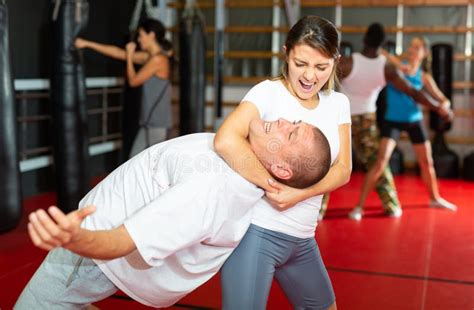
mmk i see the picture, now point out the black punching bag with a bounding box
[430,43,459,178]
[122,83,141,161]
[50,0,90,212]
[462,153,474,181]
[0,0,21,232]
[179,8,206,135]
[121,33,141,162]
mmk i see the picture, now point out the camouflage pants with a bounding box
[320,113,400,217]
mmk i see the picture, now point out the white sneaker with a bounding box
[386,208,403,218]
[348,207,363,221]
[429,198,457,211]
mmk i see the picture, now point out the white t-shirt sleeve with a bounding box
[124,177,217,267]
[241,80,271,118]
[337,93,352,125]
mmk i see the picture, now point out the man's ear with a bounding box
[270,162,293,180]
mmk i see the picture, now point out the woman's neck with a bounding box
[407,58,423,75]
[284,79,319,109]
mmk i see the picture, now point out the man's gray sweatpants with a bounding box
[15,247,118,309]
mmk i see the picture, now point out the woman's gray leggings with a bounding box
[221,224,335,310]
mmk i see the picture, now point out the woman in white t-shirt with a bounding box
[214,16,351,309]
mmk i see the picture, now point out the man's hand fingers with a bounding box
[28,223,54,251]
[36,209,72,244]
[48,206,75,232]
[29,212,60,248]
[76,205,96,220]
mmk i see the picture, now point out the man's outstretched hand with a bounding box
[28,205,96,251]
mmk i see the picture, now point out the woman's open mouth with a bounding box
[299,80,315,92]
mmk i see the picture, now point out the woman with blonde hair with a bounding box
[349,36,456,220]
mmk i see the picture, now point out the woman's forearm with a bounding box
[301,160,351,200]
[214,102,277,192]
[302,123,352,199]
[215,134,274,191]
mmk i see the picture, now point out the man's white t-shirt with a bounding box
[242,79,351,238]
[79,133,263,307]
[340,52,387,116]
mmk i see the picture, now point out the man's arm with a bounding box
[384,63,452,121]
[381,49,411,73]
[337,55,353,80]
[28,206,136,260]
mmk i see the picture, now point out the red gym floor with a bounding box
[1,172,473,309]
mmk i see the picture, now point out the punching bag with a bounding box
[462,152,474,181]
[122,83,141,162]
[430,43,459,178]
[50,0,90,212]
[179,7,206,135]
[0,0,22,232]
[121,32,141,162]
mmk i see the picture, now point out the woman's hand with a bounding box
[125,42,137,56]
[437,105,454,122]
[265,179,307,211]
[441,99,451,108]
[74,38,87,49]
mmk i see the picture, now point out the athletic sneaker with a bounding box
[348,207,363,221]
[386,208,403,218]
[429,198,457,211]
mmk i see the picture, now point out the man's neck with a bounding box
[361,46,379,59]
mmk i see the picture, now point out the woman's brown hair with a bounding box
[278,16,341,92]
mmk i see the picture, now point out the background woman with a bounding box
[75,18,173,157]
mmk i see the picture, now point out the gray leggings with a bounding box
[221,224,335,310]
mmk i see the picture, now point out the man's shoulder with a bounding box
[339,55,353,79]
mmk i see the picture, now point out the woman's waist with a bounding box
[250,197,322,238]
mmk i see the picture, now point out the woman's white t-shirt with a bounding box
[242,79,351,238]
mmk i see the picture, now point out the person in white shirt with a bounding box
[214,16,351,310]
[15,118,331,309]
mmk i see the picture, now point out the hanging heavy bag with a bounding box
[50,0,90,212]
[179,8,206,135]
[0,0,22,232]
[430,43,459,178]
